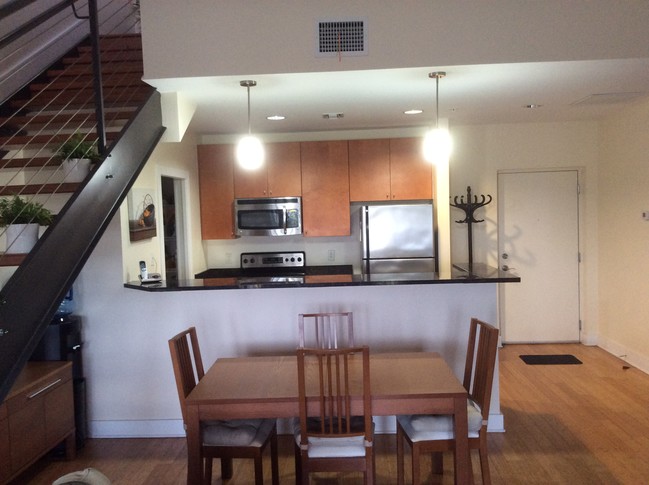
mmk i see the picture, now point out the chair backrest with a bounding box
[296,346,372,446]
[168,326,206,424]
[298,312,354,349]
[463,318,499,420]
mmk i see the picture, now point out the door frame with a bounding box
[156,167,191,280]
[497,167,584,343]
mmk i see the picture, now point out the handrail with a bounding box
[0,0,75,50]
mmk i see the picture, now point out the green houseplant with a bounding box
[0,195,53,254]
[56,133,100,183]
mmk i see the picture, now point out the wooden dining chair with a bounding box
[294,346,374,484]
[298,312,354,349]
[396,318,500,485]
[168,327,279,485]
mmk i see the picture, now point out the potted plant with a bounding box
[0,195,53,254]
[56,133,100,183]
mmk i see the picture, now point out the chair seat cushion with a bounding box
[397,399,484,441]
[291,417,373,458]
[202,418,275,447]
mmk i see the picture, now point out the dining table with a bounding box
[184,351,470,484]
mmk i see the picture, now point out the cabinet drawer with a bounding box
[5,363,71,414]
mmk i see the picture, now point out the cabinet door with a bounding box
[348,139,390,202]
[45,380,74,446]
[0,414,9,483]
[301,141,350,237]
[266,142,301,197]
[389,137,433,200]
[197,145,236,239]
[9,398,44,473]
[233,158,268,198]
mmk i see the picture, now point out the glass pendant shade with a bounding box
[423,127,452,165]
[236,135,265,170]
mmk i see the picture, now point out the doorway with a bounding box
[160,176,187,283]
[498,170,580,343]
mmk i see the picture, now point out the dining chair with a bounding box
[396,318,499,485]
[298,311,354,349]
[294,346,374,484]
[168,327,279,485]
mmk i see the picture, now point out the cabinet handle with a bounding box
[28,378,62,399]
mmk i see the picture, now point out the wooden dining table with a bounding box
[184,351,470,484]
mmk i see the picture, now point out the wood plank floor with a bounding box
[9,343,649,484]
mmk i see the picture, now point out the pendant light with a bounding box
[236,80,265,170]
[422,71,452,165]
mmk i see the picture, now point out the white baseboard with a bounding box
[89,413,505,438]
[597,337,649,375]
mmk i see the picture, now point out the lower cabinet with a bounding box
[1,361,75,484]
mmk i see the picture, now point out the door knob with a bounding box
[502,253,508,259]
[501,265,509,271]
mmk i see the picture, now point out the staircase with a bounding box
[0,10,165,401]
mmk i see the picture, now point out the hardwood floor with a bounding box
[9,343,649,484]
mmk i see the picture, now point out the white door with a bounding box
[498,170,580,342]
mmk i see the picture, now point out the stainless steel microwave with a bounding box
[234,197,302,236]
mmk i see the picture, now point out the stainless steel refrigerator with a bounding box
[360,202,436,274]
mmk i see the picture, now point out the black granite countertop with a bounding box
[124,263,520,291]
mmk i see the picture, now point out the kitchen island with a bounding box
[125,263,519,291]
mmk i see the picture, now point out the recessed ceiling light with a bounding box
[267,115,285,121]
[524,104,543,109]
[404,109,423,115]
[323,112,344,119]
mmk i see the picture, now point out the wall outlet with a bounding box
[328,249,335,261]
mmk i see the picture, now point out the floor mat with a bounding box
[520,354,582,365]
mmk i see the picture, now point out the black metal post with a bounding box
[88,0,106,155]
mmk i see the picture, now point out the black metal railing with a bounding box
[0,0,164,402]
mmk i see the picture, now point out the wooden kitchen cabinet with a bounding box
[348,138,391,201]
[349,138,433,201]
[389,137,433,200]
[300,140,350,237]
[1,361,75,483]
[197,144,236,239]
[234,142,301,197]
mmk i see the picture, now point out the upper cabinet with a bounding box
[197,144,236,239]
[234,142,302,198]
[300,141,350,237]
[349,137,433,202]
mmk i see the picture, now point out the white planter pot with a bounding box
[62,158,92,183]
[5,223,39,254]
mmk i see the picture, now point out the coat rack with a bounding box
[450,186,492,271]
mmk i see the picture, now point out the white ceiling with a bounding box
[150,58,649,138]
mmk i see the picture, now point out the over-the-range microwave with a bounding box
[234,197,302,236]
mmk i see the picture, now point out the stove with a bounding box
[238,251,306,287]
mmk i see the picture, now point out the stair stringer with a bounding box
[0,90,165,402]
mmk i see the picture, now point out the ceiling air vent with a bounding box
[316,18,367,58]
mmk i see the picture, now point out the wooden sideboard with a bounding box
[0,361,75,484]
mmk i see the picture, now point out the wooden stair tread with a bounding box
[9,90,152,110]
[64,51,143,63]
[0,183,81,196]
[46,63,144,77]
[0,109,137,127]
[0,132,119,148]
[1,157,60,169]
[30,75,146,91]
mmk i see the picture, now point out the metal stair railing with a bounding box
[0,0,164,402]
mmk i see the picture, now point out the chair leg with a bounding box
[396,423,406,485]
[479,436,492,485]
[270,430,280,485]
[411,442,421,485]
[203,458,212,485]
[221,457,233,480]
[253,455,264,485]
[365,447,375,485]
[431,451,443,474]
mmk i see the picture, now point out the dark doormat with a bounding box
[520,354,582,365]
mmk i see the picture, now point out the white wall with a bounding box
[140,0,649,80]
[597,97,649,371]
[448,121,600,342]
